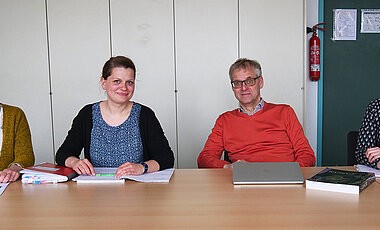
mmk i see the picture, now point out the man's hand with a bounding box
[223,163,233,169]
[223,160,247,169]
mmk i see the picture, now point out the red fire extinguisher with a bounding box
[308,23,326,81]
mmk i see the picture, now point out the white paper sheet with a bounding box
[0,183,10,195]
[121,168,175,183]
[73,168,175,183]
[356,164,380,177]
[361,9,380,33]
[73,175,124,183]
[333,9,357,40]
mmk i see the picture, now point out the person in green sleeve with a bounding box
[0,103,35,183]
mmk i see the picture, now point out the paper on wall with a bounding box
[333,9,357,40]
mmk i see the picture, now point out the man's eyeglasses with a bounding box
[231,76,261,89]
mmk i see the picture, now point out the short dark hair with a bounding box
[102,56,136,80]
[229,58,262,79]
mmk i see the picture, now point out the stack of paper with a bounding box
[73,168,124,183]
[73,168,175,183]
[121,168,175,182]
[21,174,65,184]
[20,162,78,183]
[356,164,380,177]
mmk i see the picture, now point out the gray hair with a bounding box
[229,58,262,79]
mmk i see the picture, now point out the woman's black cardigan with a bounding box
[56,103,175,170]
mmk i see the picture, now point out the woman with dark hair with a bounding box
[355,98,380,169]
[56,56,174,176]
[0,103,35,182]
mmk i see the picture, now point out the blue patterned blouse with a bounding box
[89,102,144,167]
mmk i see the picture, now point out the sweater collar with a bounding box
[238,98,264,116]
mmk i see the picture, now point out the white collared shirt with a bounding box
[238,98,264,116]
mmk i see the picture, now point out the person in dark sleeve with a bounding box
[56,56,174,177]
[355,98,380,169]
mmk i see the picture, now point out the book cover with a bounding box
[306,168,376,194]
[20,162,78,182]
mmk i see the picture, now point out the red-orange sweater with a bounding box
[198,102,315,168]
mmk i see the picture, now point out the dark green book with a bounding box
[306,168,375,194]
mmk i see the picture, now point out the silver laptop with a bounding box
[233,162,304,184]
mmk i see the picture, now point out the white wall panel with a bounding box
[305,0,318,154]
[48,0,110,154]
[0,0,317,169]
[240,0,305,121]
[0,0,52,163]
[111,0,177,167]
[176,0,238,168]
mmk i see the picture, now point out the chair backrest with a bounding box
[347,131,359,166]
[223,150,231,163]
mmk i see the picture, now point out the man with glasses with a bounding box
[197,58,315,168]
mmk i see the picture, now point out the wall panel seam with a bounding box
[173,0,179,168]
[45,0,56,161]
[108,0,113,56]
